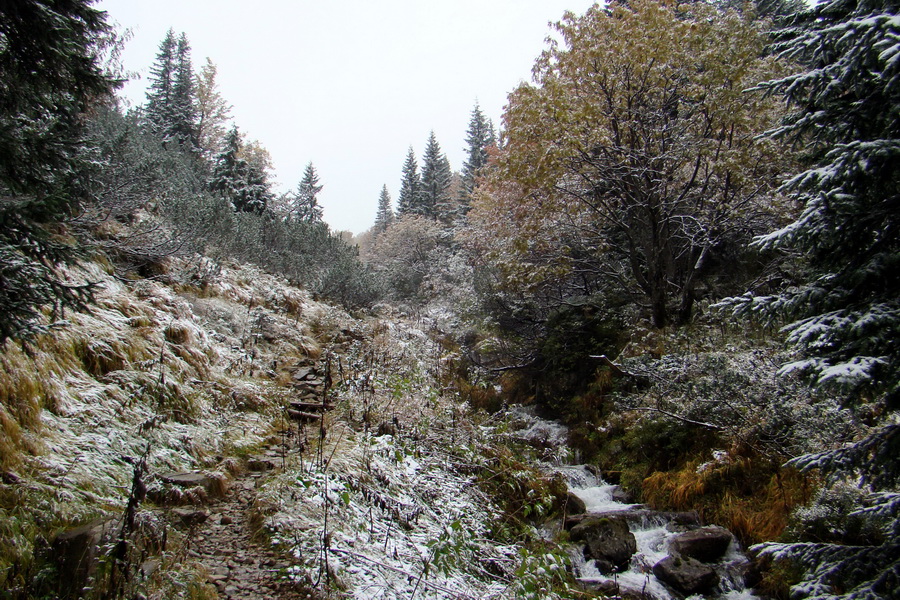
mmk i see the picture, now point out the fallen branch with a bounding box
[630,406,725,431]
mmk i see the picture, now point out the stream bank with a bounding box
[506,407,762,600]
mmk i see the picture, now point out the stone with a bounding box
[610,486,634,504]
[653,555,720,595]
[563,492,587,516]
[51,517,119,597]
[292,367,313,381]
[159,471,227,498]
[589,579,663,600]
[669,526,733,563]
[172,507,209,527]
[569,516,636,573]
[247,458,275,472]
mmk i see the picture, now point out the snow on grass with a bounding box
[256,315,577,599]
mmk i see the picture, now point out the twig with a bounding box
[630,406,725,431]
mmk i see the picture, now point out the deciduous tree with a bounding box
[471,0,792,327]
[195,58,232,161]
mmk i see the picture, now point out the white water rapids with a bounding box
[507,407,763,600]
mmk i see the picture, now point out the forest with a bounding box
[0,0,897,599]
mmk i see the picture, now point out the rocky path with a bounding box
[178,448,316,600]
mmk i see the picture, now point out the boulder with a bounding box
[652,555,720,595]
[589,579,664,600]
[247,458,275,472]
[564,492,587,516]
[610,486,634,504]
[51,517,119,597]
[570,516,636,573]
[670,526,733,563]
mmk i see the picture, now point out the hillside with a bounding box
[0,255,582,599]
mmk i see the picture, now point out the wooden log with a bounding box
[290,401,335,412]
[287,409,322,422]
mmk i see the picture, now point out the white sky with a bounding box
[97,0,598,233]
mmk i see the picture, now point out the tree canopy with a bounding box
[469,0,793,327]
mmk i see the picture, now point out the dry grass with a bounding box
[642,455,814,546]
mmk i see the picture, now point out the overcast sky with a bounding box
[97,0,598,233]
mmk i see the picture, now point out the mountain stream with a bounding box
[506,407,762,600]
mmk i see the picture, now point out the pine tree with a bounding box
[144,29,197,151]
[0,0,117,340]
[720,0,900,596]
[170,33,199,151]
[459,103,495,212]
[291,162,325,224]
[397,146,421,217]
[210,126,272,214]
[373,184,394,236]
[144,29,177,139]
[419,131,453,222]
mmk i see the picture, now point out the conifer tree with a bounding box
[291,162,325,224]
[459,103,495,211]
[373,184,394,236]
[419,131,453,222]
[397,146,421,217]
[720,0,900,596]
[0,0,117,340]
[210,126,272,214]
[144,29,177,138]
[170,33,199,150]
[145,29,198,151]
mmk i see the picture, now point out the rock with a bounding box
[566,508,699,531]
[159,471,227,498]
[220,514,234,525]
[563,492,587,516]
[247,458,275,471]
[172,507,208,527]
[670,526,733,562]
[570,516,636,573]
[51,517,119,597]
[652,555,720,595]
[588,579,663,600]
[292,367,313,381]
[610,486,634,504]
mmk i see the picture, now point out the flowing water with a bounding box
[508,408,762,600]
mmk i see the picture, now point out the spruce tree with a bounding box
[419,131,453,222]
[210,126,271,214]
[459,103,495,212]
[720,0,900,596]
[145,29,198,152]
[0,0,117,340]
[397,146,421,217]
[292,162,325,224]
[373,184,394,236]
[144,29,177,139]
[170,33,199,151]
